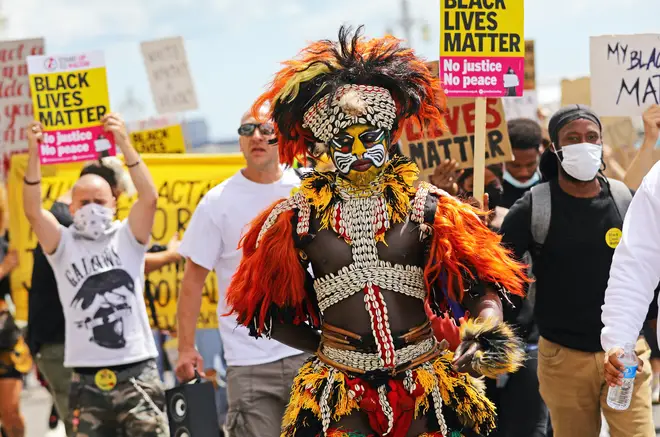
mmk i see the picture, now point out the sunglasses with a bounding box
[237,123,275,137]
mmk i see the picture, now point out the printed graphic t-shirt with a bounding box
[46,220,158,368]
[178,169,304,367]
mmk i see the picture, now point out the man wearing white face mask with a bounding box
[22,115,168,436]
[499,105,655,437]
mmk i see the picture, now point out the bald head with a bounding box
[70,174,116,215]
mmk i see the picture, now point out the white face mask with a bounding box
[555,142,602,182]
[503,169,541,189]
[73,203,115,240]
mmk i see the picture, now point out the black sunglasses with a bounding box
[237,123,275,137]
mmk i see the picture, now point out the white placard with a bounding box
[502,90,540,122]
[140,36,198,114]
[590,34,660,116]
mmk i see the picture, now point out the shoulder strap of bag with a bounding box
[530,182,552,247]
[607,179,633,219]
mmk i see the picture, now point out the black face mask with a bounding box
[467,182,502,210]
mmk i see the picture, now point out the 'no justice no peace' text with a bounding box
[443,59,504,88]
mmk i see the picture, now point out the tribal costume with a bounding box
[227,27,528,437]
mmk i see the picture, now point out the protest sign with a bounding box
[141,36,198,114]
[590,34,660,116]
[8,153,246,328]
[27,51,114,165]
[0,38,45,177]
[128,115,186,154]
[398,97,512,181]
[560,76,638,149]
[524,40,535,90]
[439,0,525,97]
[502,90,540,122]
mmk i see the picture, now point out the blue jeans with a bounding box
[195,328,228,427]
[152,329,167,381]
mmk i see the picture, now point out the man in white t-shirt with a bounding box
[22,115,168,437]
[176,105,306,437]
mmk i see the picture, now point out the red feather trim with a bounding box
[225,201,317,334]
[424,195,529,303]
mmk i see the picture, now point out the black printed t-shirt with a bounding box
[26,201,72,354]
[500,178,626,353]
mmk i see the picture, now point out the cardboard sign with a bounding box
[502,90,540,122]
[439,0,525,97]
[128,115,186,154]
[524,40,535,89]
[398,97,512,181]
[559,76,638,148]
[0,39,45,158]
[8,153,246,327]
[590,34,660,116]
[141,36,198,114]
[27,51,114,165]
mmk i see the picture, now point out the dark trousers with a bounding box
[486,348,549,437]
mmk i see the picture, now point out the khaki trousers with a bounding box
[538,336,655,437]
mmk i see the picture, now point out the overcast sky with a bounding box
[5,0,658,139]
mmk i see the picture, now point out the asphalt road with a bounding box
[16,383,660,437]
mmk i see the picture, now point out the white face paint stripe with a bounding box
[333,150,357,174]
[363,143,387,168]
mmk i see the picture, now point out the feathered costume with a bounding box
[227,27,528,437]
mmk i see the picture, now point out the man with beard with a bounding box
[499,105,655,437]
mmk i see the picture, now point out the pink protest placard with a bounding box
[27,51,115,165]
[439,0,525,98]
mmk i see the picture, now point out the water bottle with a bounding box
[606,342,637,410]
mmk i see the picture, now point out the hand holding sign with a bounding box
[27,121,44,154]
[102,113,130,152]
[642,104,660,145]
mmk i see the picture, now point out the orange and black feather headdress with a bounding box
[253,25,447,166]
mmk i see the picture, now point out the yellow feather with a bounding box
[274,63,331,103]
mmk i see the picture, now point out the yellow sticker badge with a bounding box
[605,228,623,249]
[94,369,117,391]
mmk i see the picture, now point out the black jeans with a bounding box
[486,348,549,437]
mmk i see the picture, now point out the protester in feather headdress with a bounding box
[226,26,529,437]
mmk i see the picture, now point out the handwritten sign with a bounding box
[141,36,198,114]
[560,76,638,148]
[590,34,660,116]
[502,90,539,122]
[0,39,45,176]
[524,40,535,89]
[128,115,186,154]
[27,51,114,165]
[399,97,512,180]
[8,154,246,327]
[439,0,525,97]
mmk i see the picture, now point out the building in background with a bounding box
[182,118,210,149]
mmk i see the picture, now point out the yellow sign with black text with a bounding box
[130,124,186,154]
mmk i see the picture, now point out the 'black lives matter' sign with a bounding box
[590,34,660,116]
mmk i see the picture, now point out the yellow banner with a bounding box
[30,67,110,131]
[8,153,246,329]
[130,125,186,154]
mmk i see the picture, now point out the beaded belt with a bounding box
[317,321,443,375]
[314,263,426,313]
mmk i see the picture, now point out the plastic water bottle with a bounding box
[606,342,637,410]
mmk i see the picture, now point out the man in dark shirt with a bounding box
[500,105,654,437]
[500,118,543,209]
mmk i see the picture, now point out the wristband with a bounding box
[127,160,141,168]
[23,177,41,185]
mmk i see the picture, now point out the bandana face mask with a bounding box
[73,203,115,240]
[329,124,389,185]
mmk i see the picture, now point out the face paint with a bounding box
[329,124,389,185]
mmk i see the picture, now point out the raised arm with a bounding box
[22,122,61,255]
[105,113,158,245]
